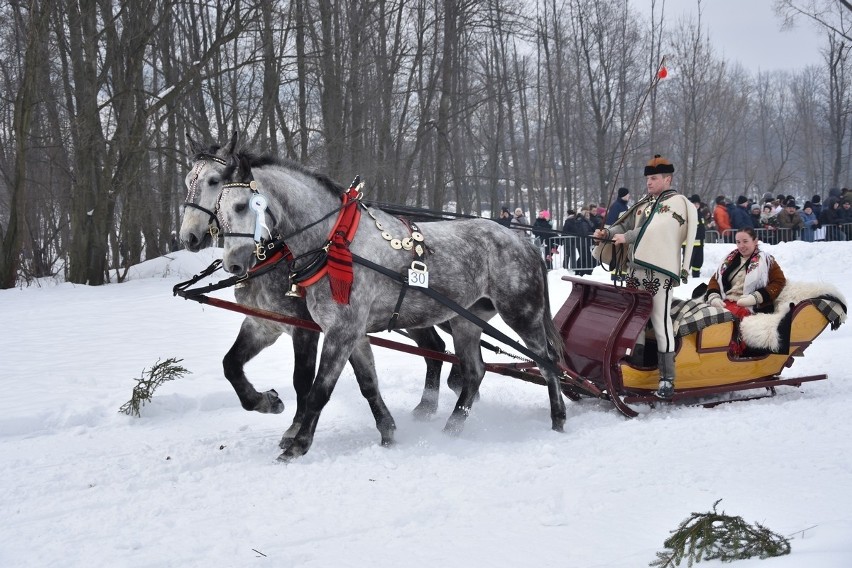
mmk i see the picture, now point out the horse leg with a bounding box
[279,327,319,446]
[405,327,445,419]
[222,317,286,414]
[443,320,486,435]
[278,329,367,460]
[499,312,567,432]
[346,336,397,445]
[446,365,465,397]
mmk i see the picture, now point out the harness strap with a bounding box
[172,242,294,300]
[388,282,410,331]
[172,259,243,298]
[351,253,564,377]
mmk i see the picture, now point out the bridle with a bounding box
[216,173,281,263]
[184,153,229,241]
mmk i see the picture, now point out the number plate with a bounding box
[408,268,429,288]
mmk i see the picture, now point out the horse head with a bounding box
[179,131,239,252]
[216,152,280,276]
[216,151,349,277]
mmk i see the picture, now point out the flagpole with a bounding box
[599,56,667,229]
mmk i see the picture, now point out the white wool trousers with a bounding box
[627,268,676,354]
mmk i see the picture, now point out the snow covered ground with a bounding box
[2,240,851,567]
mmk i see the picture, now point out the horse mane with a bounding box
[228,147,346,196]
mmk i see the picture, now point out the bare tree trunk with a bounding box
[65,0,110,285]
[0,0,51,288]
[431,0,457,211]
[259,0,280,156]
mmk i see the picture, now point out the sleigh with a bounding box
[178,266,846,420]
[550,276,847,416]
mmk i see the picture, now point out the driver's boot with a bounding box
[654,351,676,399]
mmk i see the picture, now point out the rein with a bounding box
[172,259,596,394]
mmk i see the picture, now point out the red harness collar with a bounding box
[293,183,362,304]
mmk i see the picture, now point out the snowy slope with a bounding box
[1,242,851,567]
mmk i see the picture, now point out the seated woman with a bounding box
[704,228,787,319]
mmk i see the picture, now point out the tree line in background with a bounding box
[0,0,850,287]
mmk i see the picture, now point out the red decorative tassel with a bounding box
[327,230,353,304]
[326,194,360,304]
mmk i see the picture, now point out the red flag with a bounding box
[658,67,668,79]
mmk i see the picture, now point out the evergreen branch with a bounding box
[119,357,189,417]
[649,499,791,567]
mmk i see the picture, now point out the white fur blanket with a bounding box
[739,281,847,351]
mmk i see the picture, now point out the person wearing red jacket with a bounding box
[713,195,732,241]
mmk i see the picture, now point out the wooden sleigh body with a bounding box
[551,276,843,417]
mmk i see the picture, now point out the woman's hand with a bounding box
[736,293,760,307]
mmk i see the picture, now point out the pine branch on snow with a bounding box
[649,499,791,567]
[119,357,189,417]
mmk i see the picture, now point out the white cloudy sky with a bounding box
[631,0,829,72]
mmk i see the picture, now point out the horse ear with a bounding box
[186,130,204,154]
[224,130,239,156]
[238,154,254,182]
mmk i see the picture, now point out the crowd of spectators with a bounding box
[495,187,852,272]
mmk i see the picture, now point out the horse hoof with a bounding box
[442,418,465,437]
[277,446,304,462]
[551,420,565,433]
[256,390,285,414]
[278,424,301,449]
[411,401,437,421]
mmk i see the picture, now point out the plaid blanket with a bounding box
[671,298,735,338]
[814,295,848,331]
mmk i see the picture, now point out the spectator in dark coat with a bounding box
[840,198,852,222]
[561,210,579,269]
[605,187,630,224]
[496,207,512,228]
[749,204,761,228]
[840,199,852,240]
[819,199,847,241]
[811,194,823,219]
[587,203,603,230]
[686,194,706,277]
[730,195,755,230]
[532,210,554,269]
[572,206,597,276]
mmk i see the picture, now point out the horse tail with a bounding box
[540,260,566,366]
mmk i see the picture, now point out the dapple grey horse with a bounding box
[179,136,459,444]
[214,148,567,460]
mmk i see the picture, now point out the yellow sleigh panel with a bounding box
[620,303,831,391]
